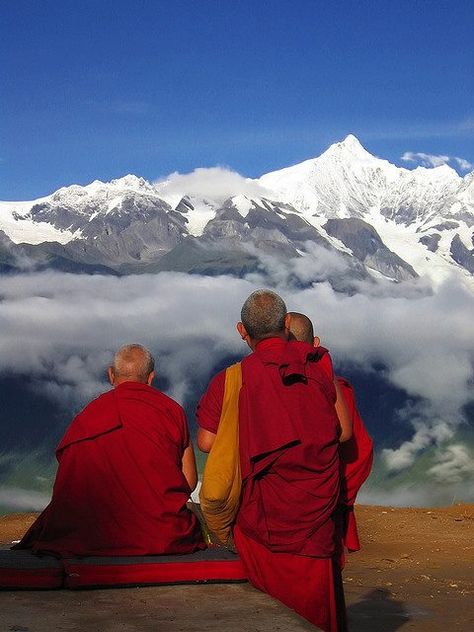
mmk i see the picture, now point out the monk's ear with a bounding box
[284,313,292,333]
[237,322,248,341]
[107,366,115,386]
[313,336,321,348]
[147,371,155,386]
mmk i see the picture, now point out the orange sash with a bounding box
[199,362,242,544]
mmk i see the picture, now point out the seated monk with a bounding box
[16,344,204,557]
[288,312,352,443]
[288,312,374,564]
[197,290,347,632]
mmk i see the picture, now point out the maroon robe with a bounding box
[304,349,374,562]
[198,338,345,631]
[337,376,374,557]
[17,381,204,557]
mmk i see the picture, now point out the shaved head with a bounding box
[240,289,287,341]
[111,344,155,384]
[288,312,314,345]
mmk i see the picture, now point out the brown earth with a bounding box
[0,505,473,631]
[343,504,474,631]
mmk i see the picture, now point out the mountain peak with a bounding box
[325,134,374,160]
[109,174,151,189]
[340,133,363,148]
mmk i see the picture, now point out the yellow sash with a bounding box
[199,362,242,545]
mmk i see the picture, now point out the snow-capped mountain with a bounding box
[258,135,473,282]
[0,136,472,285]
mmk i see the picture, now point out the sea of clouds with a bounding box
[0,245,473,509]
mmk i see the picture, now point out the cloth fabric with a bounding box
[287,345,373,559]
[0,549,64,589]
[336,376,374,556]
[63,548,246,588]
[16,381,204,557]
[199,362,242,544]
[197,344,334,435]
[314,347,335,382]
[197,338,344,629]
[234,525,346,632]
[0,548,246,590]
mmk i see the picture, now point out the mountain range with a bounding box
[1,135,473,287]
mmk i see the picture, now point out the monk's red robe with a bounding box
[17,381,204,557]
[305,348,374,563]
[337,377,373,555]
[198,338,346,632]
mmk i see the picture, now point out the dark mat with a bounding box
[0,549,64,589]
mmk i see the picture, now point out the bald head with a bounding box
[109,344,155,386]
[288,312,314,345]
[240,289,288,342]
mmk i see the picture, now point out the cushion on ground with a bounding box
[64,547,247,589]
[0,549,64,589]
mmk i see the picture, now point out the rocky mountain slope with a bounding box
[0,136,472,286]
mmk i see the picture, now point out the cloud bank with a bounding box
[0,487,51,512]
[0,257,473,507]
[401,151,473,172]
[155,166,269,204]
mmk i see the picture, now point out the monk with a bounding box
[197,290,347,632]
[288,312,352,442]
[16,344,204,557]
[288,312,374,562]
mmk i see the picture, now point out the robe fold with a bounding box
[301,347,373,562]
[198,338,346,631]
[234,525,346,632]
[17,381,204,557]
[336,376,374,558]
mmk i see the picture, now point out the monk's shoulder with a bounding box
[149,387,186,420]
[74,388,115,420]
[199,367,227,402]
[57,389,119,454]
[209,367,227,389]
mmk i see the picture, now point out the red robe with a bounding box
[337,377,373,556]
[306,350,374,562]
[198,338,346,632]
[17,381,204,557]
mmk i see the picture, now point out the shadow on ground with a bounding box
[347,588,411,631]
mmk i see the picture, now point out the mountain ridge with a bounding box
[0,136,472,285]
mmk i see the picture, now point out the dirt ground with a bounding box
[0,504,473,631]
[343,504,474,631]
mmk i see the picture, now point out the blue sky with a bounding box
[1,0,473,200]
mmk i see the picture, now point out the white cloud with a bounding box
[401,151,451,168]
[453,156,474,171]
[0,271,252,408]
[1,266,473,417]
[382,418,454,472]
[0,263,473,503]
[358,482,469,507]
[401,151,473,172]
[155,166,270,205]
[0,487,51,511]
[428,444,474,484]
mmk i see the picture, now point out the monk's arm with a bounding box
[334,379,352,442]
[197,428,216,453]
[182,442,198,491]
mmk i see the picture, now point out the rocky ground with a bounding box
[0,504,473,631]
